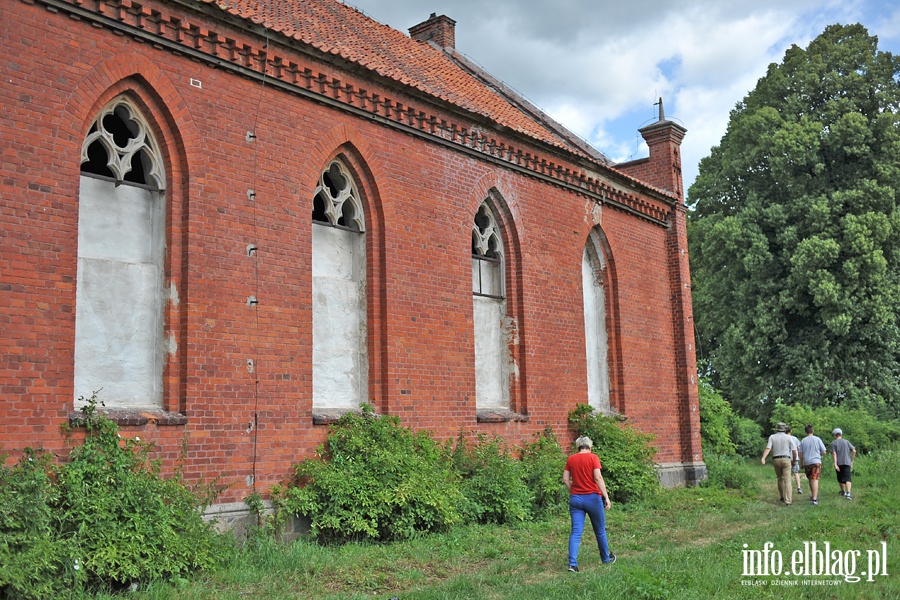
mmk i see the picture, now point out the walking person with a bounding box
[563,435,616,572]
[760,422,797,505]
[830,428,857,500]
[797,424,827,505]
[786,426,803,496]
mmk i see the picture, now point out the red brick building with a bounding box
[1,0,705,519]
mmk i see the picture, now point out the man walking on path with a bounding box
[797,424,827,505]
[761,422,797,505]
[786,426,803,495]
[830,428,857,500]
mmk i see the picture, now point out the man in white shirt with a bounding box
[761,422,798,505]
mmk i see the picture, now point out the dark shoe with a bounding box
[812,499,818,505]
[568,565,579,573]
[604,554,617,564]
[797,488,803,494]
[845,494,852,500]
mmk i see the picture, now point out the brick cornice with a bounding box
[32,0,675,226]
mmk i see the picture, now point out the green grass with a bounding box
[95,448,899,599]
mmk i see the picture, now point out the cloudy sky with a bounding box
[340,0,900,198]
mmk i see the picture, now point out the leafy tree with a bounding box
[688,24,900,420]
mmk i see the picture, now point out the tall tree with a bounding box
[688,24,900,420]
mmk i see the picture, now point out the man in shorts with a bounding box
[785,426,803,495]
[797,424,827,505]
[830,428,856,500]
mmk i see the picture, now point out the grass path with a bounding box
[109,452,899,600]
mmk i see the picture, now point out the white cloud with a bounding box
[344,0,900,191]
[872,6,900,43]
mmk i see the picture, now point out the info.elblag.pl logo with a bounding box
[742,541,889,584]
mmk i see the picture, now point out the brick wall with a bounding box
[0,0,703,503]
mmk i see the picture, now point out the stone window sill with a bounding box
[476,409,529,423]
[312,407,366,426]
[68,408,188,427]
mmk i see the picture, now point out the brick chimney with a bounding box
[636,98,687,200]
[409,13,456,49]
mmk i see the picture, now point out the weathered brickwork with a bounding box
[0,0,705,504]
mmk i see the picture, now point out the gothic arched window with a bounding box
[312,160,368,409]
[583,230,610,412]
[472,201,509,409]
[74,97,166,408]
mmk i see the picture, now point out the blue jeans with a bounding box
[568,493,611,567]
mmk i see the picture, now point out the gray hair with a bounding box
[575,436,593,451]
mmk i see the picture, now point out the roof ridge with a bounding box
[443,47,612,167]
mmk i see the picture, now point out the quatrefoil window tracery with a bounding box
[472,202,504,298]
[313,161,365,232]
[472,203,502,259]
[80,97,165,189]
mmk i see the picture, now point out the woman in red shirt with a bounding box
[563,435,616,571]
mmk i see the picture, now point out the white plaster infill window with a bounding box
[583,232,611,413]
[312,161,368,423]
[472,202,512,414]
[74,97,171,415]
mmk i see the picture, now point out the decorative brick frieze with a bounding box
[32,0,674,226]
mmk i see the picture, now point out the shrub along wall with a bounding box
[273,404,659,544]
[0,398,228,599]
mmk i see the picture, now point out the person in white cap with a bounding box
[761,422,797,505]
[830,428,856,499]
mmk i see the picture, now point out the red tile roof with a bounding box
[201,0,603,159]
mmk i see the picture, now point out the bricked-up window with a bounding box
[583,231,610,412]
[75,97,166,409]
[312,160,368,409]
[472,202,509,409]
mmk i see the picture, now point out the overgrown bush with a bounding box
[277,406,463,542]
[729,414,764,458]
[701,453,759,492]
[568,404,658,503]
[60,398,227,590]
[698,377,764,457]
[0,449,76,600]
[519,427,568,519]
[0,396,227,599]
[699,379,737,455]
[449,433,531,525]
[769,403,900,454]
